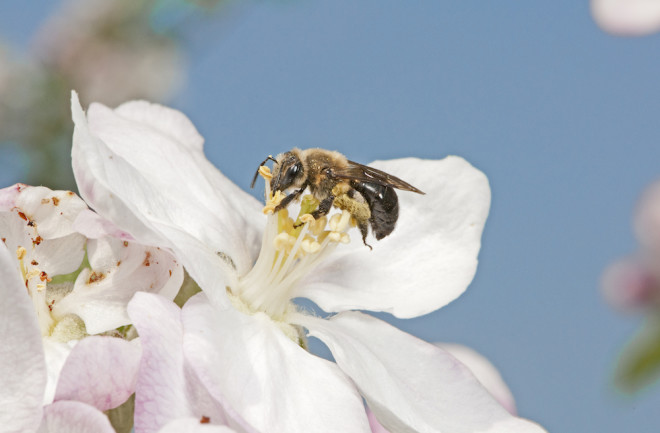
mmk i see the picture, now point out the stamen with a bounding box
[259,165,273,181]
[234,173,357,326]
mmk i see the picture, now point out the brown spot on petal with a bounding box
[31,260,38,266]
[66,191,74,196]
[199,416,210,424]
[117,261,121,266]
[17,211,27,221]
[143,252,152,267]
[1,238,6,244]
[52,196,60,206]
[27,220,35,227]
[169,270,172,277]
[39,271,51,282]
[32,236,43,246]
[123,241,129,247]
[88,271,105,284]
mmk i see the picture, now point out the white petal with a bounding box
[437,344,517,416]
[160,418,239,433]
[42,340,76,405]
[182,294,371,433]
[297,156,490,318]
[0,243,46,432]
[128,292,256,433]
[0,183,22,211]
[53,336,141,411]
[53,236,183,334]
[0,185,86,276]
[14,186,88,240]
[71,94,262,304]
[73,208,134,240]
[297,312,546,433]
[591,0,660,36]
[38,400,115,433]
[34,235,86,277]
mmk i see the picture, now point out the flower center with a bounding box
[232,167,354,322]
[14,220,86,342]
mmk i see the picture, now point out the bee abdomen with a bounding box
[351,181,399,240]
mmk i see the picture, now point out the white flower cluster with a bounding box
[0,92,548,433]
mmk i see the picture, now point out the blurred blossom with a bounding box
[603,181,660,313]
[601,258,660,313]
[591,0,660,36]
[34,0,184,106]
[603,180,660,392]
[634,180,660,251]
[0,0,187,190]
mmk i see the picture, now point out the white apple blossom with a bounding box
[0,240,122,433]
[591,0,660,36]
[71,92,547,433]
[0,183,183,428]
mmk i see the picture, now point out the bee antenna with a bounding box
[250,155,278,189]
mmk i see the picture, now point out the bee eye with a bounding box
[281,163,302,187]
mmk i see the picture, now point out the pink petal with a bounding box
[73,209,134,240]
[128,292,256,433]
[601,258,660,313]
[38,400,115,433]
[54,336,141,411]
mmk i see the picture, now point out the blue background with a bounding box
[3,1,660,431]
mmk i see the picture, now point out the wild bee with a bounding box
[250,148,424,248]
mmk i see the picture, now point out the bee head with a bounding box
[271,150,305,192]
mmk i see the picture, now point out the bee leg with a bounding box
[294,195,335,228]
[311,195,335,219]
[358,220,372,250]
[274,186,306,213]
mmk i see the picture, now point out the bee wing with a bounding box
[332,160,425,194]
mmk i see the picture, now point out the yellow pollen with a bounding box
[259,165,273,180]
[26,269,41,280]
[299,213,315,224]
[309,216,327,236]
[263,190,285,214]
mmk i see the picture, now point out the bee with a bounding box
[251,148,424,248]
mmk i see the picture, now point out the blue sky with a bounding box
[3,1,660,431]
